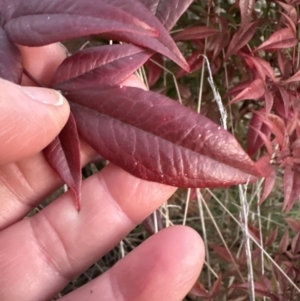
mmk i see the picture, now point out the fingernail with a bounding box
[22,87,65,106]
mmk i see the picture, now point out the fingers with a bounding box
[0,79,70,165]
[0,43,69,165]
[0,164,178,301]
[0,45,147,228]
[61,226,205,301]
[19,43,68,86]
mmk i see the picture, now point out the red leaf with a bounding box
[209,244,238,264]
[189,281,210,298]
[264,89,274,115]
[176,50,203,78]
[226,79,254,97]
[210,274,223,297]
[5,0,189,71]
[51,44,152,91]
[284,67,300,83]
[249,126,273,156]
[0,0,22,21]
[283,165,300,212]
[279,11,296,34]
[225,22,257,60]
[284,163,294,208]
[259,168,276,205]
[291,231,300,255]
[210,32,231,61]
[145,53,164,87]
[100,0,189,70]
[247,110,271,156]
[138,0,193,31]
[276,86,290,118]
[276,1,298,24]
[241,53,276,82]
[5,0,157,44]
[142,210,163,235]
[0,28,22,84]
[255,28,297,52]
[239,0,255,24]
[234,279,278,299]
[229,79,265,104]
[277,50,291,78]
[253,112,285,147]
[265,226,278,247]
[43,113,82,210]
[278,229,289,254]
[174,26,219,41]
[67,86,262,189]
[285,217,300,232]
[254,154,273,178]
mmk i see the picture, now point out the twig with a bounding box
[239,182,255,301]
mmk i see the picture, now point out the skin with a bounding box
[0,43,205,301]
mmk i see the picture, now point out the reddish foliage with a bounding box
[0,0,268,210]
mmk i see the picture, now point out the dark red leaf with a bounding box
[276,1,298,24]
[67,86,262,189]
[276,86,290,118]
[189,281,210,298]
[285,217,300,232]
[229,79,265,104]
[210,274,222,297]
[100,0,189,70]
[0,0,22,21]
[5,0,189,71]
[265,226,278,247]
[291,231,300,255]
[176,50,203,78]
[142,210,163,235]
[209,244,238,264]
[43,113,82,210]
[264,89,274,115]
[5,0,157,44]
[225,22,257,60]
[284,67,300,83]
[278,229,289,254]
[247,110,271,157]
[234,279,278,299]
[283,165,300,212]
[279,11,296,34]
[174,26,219,41]
[248,223,261,243]
[253,111,285,147]
[254,155,273,178]
[249,126,273,156]
[241,53,276,82]
[284,163,294,207]
[138,0,193,31]
[226,79,254,97]
[210,32,231,61]
[51,44,152,91]
[277,50,291,78]
[145,53,164,87]
[255,28,297,52]
[0,28,22,83]
[239,0,255,24]
[268,114,285,143]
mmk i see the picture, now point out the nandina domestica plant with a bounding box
[0,0,267,211]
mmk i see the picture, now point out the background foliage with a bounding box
[56,0,300,299]
[2,0,300,300]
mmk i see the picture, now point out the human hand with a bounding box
[0,44,205,301]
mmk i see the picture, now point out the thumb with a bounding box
[0,79,70,165]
